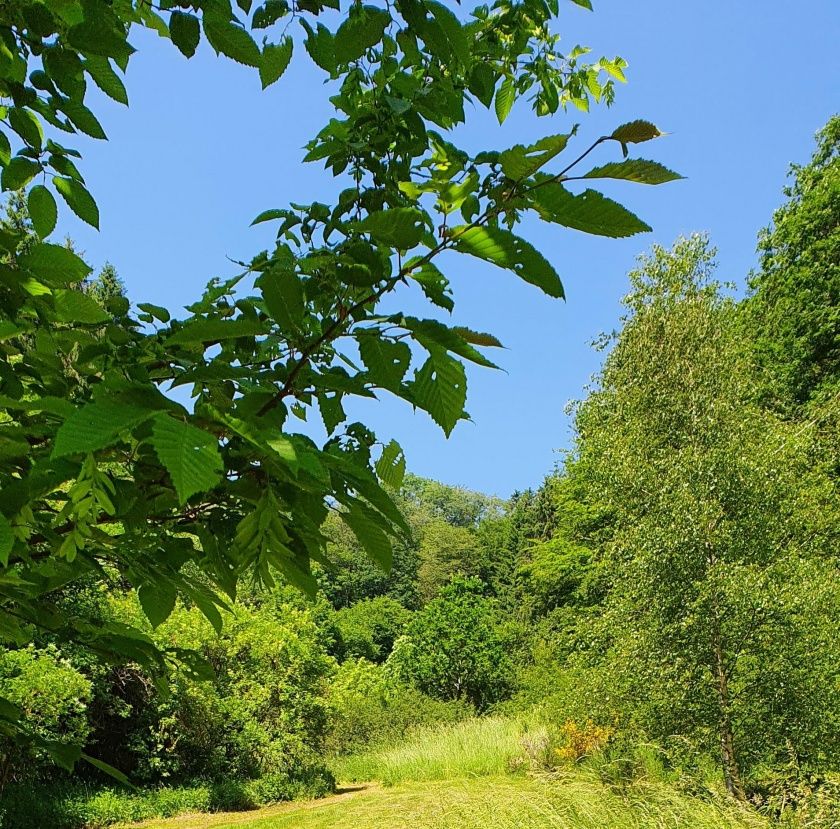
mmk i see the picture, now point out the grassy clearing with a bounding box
[134,775,767,829]
[331,716,523,785]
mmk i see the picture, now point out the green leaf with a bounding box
[138,583,177,629]
[52,400,154,457]
[403,317,499,369]
[468,63,496,109]
[451,225,564,298]
[0,131,11,166]
[84,56,128,105]
[359,336,411,391]
[409,348,467,437]
[409,261,453,312]
[136,302,170,323]
[81,754,133,787]
[53,176,99,229]
[169,11,201,58]
[1,156,39,191]
[318,393,345,435]
[19,243,92,286]
[356,208,426,249]
[54,289,110,324]
[28,185,58,239]
[494,76,515,124]
[302,22,335,73]
[529,178,651,238]
[166,317,266,346]
[150,415,223,504]
[8,107,43,150]
[0,514,13,566]
[582,159,683,185]
[259,267,304,331]
[340,503,393,571]
[59,98,107,139]
[260,37,293,88]
[203,12,261,67]
[427,1,470,66]
[610,120,662,144]
[334,6,390,64]
[376,439,406,489]
[498,133,571,180]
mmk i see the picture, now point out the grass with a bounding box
[132,775,768,829]
[331,715,524,785]
[130,717,769,829]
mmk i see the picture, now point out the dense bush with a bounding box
[325,658,470,756]
[333,597,412,663]
[388,576,514,711]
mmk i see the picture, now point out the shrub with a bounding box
[387,576,514,710]
[325,658,469,756]
[333,597,412,663]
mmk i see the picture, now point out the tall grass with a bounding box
[332,716,524,785]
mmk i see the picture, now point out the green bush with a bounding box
[387,576,514,710]
[326,658,470,756]
[333,596,412,663]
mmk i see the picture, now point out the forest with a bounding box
[0,1,837,828]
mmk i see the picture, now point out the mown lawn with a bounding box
[133,775,766,829]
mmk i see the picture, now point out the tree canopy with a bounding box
[0,0,679,771]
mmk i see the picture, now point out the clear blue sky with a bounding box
[59,1,839,498]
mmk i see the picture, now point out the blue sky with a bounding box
[58,0,839,497]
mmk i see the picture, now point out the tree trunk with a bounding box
[712,628,745,800]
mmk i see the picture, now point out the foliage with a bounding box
[333,596,412,662]
[568,235,840,797]
[0,645,91,786]
[746,116,840,409]
[325,657,469,756]
[0,0,677,766]
[388,576,514,709]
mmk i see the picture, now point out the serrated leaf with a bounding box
[451,327,503,348]
[582,159,683,185]
[318,393,345,435]
[409,260,453,312]
[340,503,393,571]
[259,267,304,331]
[409,348,467,436]
[150,415,223,504]
[529,177,651,238]
[260,37,293,88]
[376,439,406,489]
[203,12,260,67]
[84,56,128,105]
[19,243,92,285]
[8,107,43,150]
[138,583,177,628]
[359,336,411,391]
[52,400,154,457]
[610,120,662,144]
[1,156,39,191]
[0,514,13,566]
[28,185,58,238]
[59,98,107,139]
[499,133,571,180]
[302,21,335,73]
[355,207,426,250]
[494,76,515,124]
[334,6,390,64]
[451,225,564,298]
[54,289,110,324]
[166,317,266,346]
[53,176,99,229]
[468,63,495,108]
[403,317,499,369]
[169,11,201,58]
[427,1,470,66]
